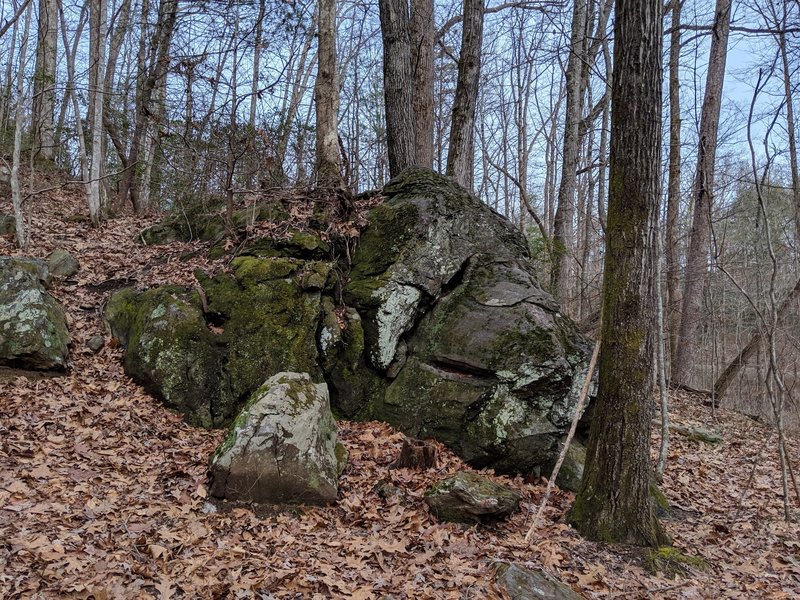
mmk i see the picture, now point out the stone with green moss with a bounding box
[424,471,521,523]
[209,372,342,505]
[105,286,223,427]
[0,256,70,371]
[644,546,708,576]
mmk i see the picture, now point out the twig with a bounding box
[524,338,600,543]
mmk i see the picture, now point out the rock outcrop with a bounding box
[0,256,70,371]
[208,372,345,504]
[424,471,521,523]
[120,169,592,478]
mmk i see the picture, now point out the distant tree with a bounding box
[673,0,732,386]
[568,0,669,547]
[445,0,484,189]
[32,0,57,161]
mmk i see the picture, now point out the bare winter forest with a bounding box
[1,0,799,598]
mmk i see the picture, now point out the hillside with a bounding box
[0,184,798,599]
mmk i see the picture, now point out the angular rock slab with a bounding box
[209,372,344,505]
[424,471,521,523]
[494,562,582,600]
[0,256,69,370]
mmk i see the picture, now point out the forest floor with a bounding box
[0,180,799,599]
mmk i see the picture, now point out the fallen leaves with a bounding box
[0,184,798,599]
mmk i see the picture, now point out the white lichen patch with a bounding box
[371,282,421,370]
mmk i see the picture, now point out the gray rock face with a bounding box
[424,471,521,523]
[47,249,80,279]
[341,169,593,476]
[0,257,70,370]
[209,372,344,505]
[494,562,582,600]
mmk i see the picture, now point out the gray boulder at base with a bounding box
[494,562,582,600]
[341,168,593,475]
[0,257,70,370]
[424,471,521,523]
[47,249,80,279]
[209,372,344,504]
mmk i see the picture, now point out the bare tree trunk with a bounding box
[88,0,107,226]
[568,0,668,547]
[551,0,588,303]
[446,0,484,190]
[32,0,57,161]
[673,0,731,386]
[119,0,177,213]
[10,1,32,248]
[411,0,434,168]
[315,0,342,186]
[665,0,683,363]
[249,0,266,131]
[777,28,799,245]
[379,0,415,177]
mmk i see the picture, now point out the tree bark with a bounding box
[672,0,731,386]
[665,0,682,364]
[10,1,32,248]
[88,0,107,226]
[379,0,415,177]
[550,0,588,304]
[568,0,668,547]
[32,0,57,161]
[446,0,484,190]
[314,0,342,186]
[411,0,434,169]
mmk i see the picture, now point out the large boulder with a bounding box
[0,257,70,370]
[208,372,344,505]
[340,169,593,475]
[105,256,328,427]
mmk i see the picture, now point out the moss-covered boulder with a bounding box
[342,169,593,476]
[209,372,343,505]
[105,286,224,427]
[424,471,521,523]
[0,256,69,370]
[105,257,329,427]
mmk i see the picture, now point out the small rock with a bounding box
[0,213,15,235]
[494,561,581,600]
[373,479,405,501]
[209,372,343,505]
[424,471,521,523]
[87,335,105,353]
[0,256,69,370]
[47,249,80,279]
[553,439,586,492]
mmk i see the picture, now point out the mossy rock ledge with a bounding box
[0,256,70,371]
[341,168,594,476]
[105,256,327,427]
